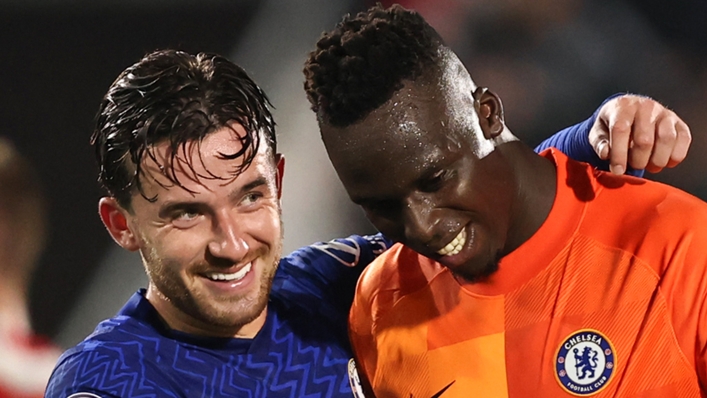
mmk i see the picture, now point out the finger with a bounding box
[626,103,657,170]
[666,119,691,168]
[588,117,611,160]
[644,115,677,173]
[596,139,610,160]
[607,111,634,175]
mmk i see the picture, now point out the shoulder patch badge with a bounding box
[555,329,616,396]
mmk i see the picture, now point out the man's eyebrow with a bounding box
[158,200,203,218]
[416,149,457,182]
[228,176,269,200]
[156,176,270,218]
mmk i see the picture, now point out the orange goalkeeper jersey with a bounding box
[349,149,707,398]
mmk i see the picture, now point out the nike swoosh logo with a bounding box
[409,380,456,398]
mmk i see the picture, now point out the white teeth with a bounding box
[206,262,252,282]
[437,229,466,256]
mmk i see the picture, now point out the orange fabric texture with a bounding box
[349,149,707,397]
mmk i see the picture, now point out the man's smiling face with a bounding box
[114,123,283,338]
[321,51,516,282]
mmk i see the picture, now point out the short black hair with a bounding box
[304,4,442,127]
[93,49,276,209]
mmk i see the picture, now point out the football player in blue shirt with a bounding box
[45,49,689,397]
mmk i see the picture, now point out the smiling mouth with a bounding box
[436,228,467,257]
[204,262,252,282]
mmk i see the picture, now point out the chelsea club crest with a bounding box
[555,329,616,396]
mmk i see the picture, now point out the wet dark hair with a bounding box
[304,4,442,127]
[92,49,276,209]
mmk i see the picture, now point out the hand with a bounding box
[589,95,691,174]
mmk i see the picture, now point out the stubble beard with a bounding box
[454,249,501,284]
[143,238,283,334]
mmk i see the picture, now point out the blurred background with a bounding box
[0,0,705,349]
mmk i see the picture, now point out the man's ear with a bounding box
[275,153,285,200]
[98,197,139,252]
[473,87,506,140]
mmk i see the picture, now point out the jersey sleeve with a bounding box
[271,234,392,326]
[45,350,111,398]
[535,93,644,177]
[45,350,158,398]
[45,333,181,398]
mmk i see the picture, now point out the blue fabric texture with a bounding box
[45,234,391,398]
[534,93,645,177]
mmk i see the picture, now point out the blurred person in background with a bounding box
[0,138,60,398]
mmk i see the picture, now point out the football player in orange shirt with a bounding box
[304,4,703,397]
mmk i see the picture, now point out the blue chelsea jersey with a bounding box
[45,234,391,398]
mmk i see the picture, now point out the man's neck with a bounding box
[501,142,558,257]
[145,286,267,339]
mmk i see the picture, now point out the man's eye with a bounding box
[420,170,450,192]
[175,210,199,220]
[242,192,263,205]
[171,209,201,228]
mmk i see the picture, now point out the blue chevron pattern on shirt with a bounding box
[45,234,391,398]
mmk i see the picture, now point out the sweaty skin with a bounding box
[102,123,284,338]
[321,50,555,282]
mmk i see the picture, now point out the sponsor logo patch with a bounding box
[555,329,616,396]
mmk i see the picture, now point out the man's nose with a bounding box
[402,196,439,246]
[207,210,249,261]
